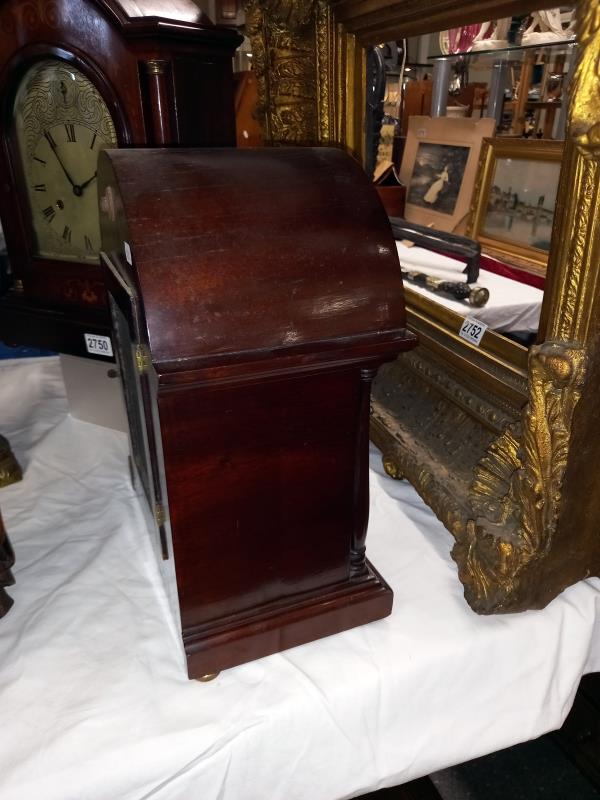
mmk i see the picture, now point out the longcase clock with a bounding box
[0,0,241,359]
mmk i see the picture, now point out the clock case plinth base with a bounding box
[185,562,392,677]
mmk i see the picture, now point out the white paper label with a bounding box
[123,241,132,265]
[459,317,488,347]
[84,333,114,357]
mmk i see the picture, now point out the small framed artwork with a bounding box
[468,138,564,275]
[399,116,496,234]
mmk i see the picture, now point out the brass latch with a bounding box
[135,344,151,374]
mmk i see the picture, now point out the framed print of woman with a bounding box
[424,165,450,205]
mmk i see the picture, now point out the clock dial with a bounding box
[14,60,118,263]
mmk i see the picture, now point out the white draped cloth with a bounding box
[0,356,599,800]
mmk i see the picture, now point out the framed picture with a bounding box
[399,116,496,234]
[468,138,564,274]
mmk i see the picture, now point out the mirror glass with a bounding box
[368,7,576,350]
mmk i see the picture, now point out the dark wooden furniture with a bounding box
[0,434,21,618]
[98,146,417,677]
[357,777,442,799]
[0,0,241,359]
[0,510,15,619]
[555,673,600,790]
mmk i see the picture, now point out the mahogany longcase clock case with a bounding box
[0,0,241,358]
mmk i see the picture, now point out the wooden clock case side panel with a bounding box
[169,53,238,147]
[109,8,242,148]
[103,260,397,678]
[155,363,394,678]
[156,369,359,628]
[132,44,240,148]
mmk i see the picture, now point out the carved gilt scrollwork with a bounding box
[371,347,518,541]
[244,0,355,149]
[244,0,320,144]
[455,343,586,612]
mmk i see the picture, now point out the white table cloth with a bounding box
[1,356,599,800]
[396,241,544,334]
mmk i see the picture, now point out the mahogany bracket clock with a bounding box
[98,146,418,676]
[0,0,241,359]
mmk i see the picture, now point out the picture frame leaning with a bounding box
[399,115,496,234]
[467,137,565,275]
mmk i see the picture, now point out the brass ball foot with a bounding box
[198,672,220,682]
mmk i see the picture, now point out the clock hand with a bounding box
[78,172,97,193]
[44,130,76,188]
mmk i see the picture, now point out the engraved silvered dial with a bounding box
[14,59,118,263]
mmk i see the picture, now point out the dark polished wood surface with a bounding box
[0,0,241,357]
[100,146,417,676]
[100,147,410,371]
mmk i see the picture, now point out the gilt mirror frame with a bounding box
[246,0,600,613]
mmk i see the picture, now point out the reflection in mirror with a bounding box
[371,8,576,349]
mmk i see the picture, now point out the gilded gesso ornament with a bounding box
[244,0,319,144]
[455,343,586,612]
[569,2,600,158]
[244,0,343,147]
[370,347,514,542]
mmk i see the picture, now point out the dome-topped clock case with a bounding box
[0,0,241,358]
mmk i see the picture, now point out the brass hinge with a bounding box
[135,344,151,374]
[154,502,166,526]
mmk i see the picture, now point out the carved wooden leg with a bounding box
[0,436,20,618]
[351,368,376,577]
[0,510,15,619]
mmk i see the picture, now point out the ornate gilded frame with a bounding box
[468,137,565,275]
[247,0,600,614]
[244,0,366,157]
